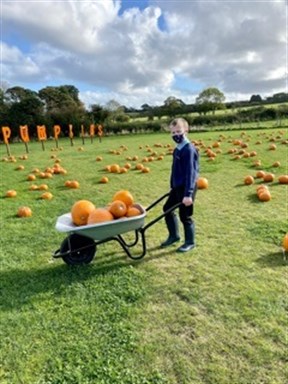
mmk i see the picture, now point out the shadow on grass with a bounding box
[255,251,287,268]
[246,193,261,203]
[1,245,174,311]
[233,183,252,188]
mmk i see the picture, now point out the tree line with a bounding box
[0,84,287,139]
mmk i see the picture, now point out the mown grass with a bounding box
[0,128,287,383]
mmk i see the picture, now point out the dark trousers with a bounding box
[163,186,197,225]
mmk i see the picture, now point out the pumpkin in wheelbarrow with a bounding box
[71,200,95,226]
[112,190,134,207]
[87,208,114,224]
[126,206,142,217]
[109,200,127,218]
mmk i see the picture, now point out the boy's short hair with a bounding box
[169,118,189,132]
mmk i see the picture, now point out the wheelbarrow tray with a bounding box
[55,205,146,241]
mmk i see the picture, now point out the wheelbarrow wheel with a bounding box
[60,234,96,265]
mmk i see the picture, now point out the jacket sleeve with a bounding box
[184,146,199,197]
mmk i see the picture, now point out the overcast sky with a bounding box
[1,0,287,109]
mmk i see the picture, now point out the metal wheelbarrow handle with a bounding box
[142,199,183,233]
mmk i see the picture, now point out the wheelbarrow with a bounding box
[53,192,181,265]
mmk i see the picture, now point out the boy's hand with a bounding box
[182,196,193,206]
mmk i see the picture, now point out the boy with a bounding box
[161,118,199,252]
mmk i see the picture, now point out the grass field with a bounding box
[1,128,287,383]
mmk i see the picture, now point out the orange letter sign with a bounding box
[37,125,47,141]
[19,125,30,143]
[69,124,74,138]
[2,126,11,144]
[89,124,95,137]
[97,124,103,137]
[53,125,61,139]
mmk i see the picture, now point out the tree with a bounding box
[249,94,262,103]
[195,87,225,115]
[89,104,109,123]
[162,96,186,118]
[105,99,127,123]
[38,85,84,112]
[38,85,86,129]
[5,86,40,105]
[141,104,152,111]
[7,97,44,130]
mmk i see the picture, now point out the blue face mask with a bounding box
[172,134,184,144]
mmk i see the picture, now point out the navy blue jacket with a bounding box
[170,142,199,197]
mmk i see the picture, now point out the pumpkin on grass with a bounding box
[283,233,288,252]
[41,192,53,200]
[100,176,109,184]
[263,173,275,183]
[6,190,17,197]
[278,175,288,184]
[244,175,254,185]
[17,206,32,217]
[27,174,36,181]
[197,177,209,189]
[69,180,80,189]
[258,190,271,202]
[71,200,95,226]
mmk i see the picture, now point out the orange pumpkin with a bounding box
[41,192,53,200]
[244,175,254,185]
[126,206,141,217]
[283,233,288,251]
[17,206,32,217]
[135,163,144,170]
[256,184,269,194]
[255,170,265,179]
[29,184,39,191]
[100,176,109,184]
[6,190,17,197]
[27,174,36,181]
[278,175,288,184]
[263,173,274,183]
[142,167,150,173]
[272,161,280,167]
[38,184,49,190]
[112,190,134,207]
[69,180,80,189]
[110,164,120,173]
[197,177,209,189]
[105,165,111,172]
[109,200,127,218]
[258,190,271,202]
[71,200,95,226]
[87,208,114,224]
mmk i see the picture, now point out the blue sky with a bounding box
[1,0,286,108]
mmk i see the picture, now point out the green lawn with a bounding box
[0,128,287,383]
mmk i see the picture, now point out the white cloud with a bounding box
[1,0,286,108]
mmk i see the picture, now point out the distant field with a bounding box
[130,103,288,122]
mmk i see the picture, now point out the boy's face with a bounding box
[170,123,186,137]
